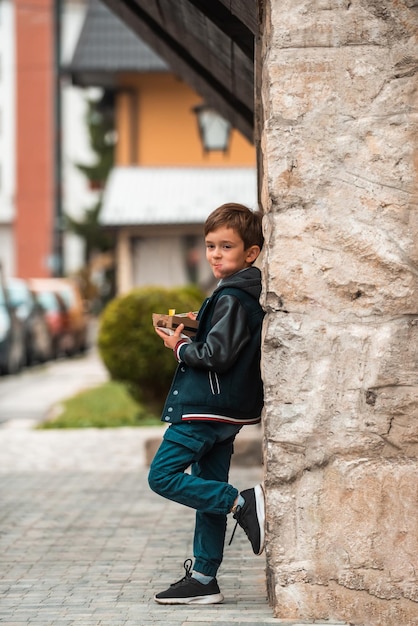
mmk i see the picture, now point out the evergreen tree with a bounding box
[65,90,115,262]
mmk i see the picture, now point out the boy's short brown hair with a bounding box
[204,203,264,251]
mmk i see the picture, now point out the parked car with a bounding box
[6,278,53,365]
[0,269,26,375]
[29,278,89,354]
[31,288,73,358]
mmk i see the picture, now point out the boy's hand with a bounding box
[155,323,185,349]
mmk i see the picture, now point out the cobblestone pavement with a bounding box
[0,427,276,626]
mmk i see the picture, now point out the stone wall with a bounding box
[259,1,418,624]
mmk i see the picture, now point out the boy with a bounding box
[148,203,265,605]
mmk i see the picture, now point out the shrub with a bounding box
[97,285,204,411]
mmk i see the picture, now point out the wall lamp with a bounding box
[193,104,231,153]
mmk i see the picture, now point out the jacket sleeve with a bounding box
[177,294,250,372]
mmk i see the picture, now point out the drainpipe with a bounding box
[53,0,63,276]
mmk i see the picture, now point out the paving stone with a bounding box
[0,427,277,625]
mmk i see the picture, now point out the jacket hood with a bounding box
[214,266,262,300]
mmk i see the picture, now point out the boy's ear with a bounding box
[245,245,261,263]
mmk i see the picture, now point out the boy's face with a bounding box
[205,226,260,280]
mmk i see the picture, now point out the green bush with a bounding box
[97,285,204,411]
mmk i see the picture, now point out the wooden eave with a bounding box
[99,0,257,142]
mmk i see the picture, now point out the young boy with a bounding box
[148,203,265,605]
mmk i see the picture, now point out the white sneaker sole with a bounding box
[154,592,224,605]
[254,483,265,555]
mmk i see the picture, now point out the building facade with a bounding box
[0,0,101,280]
[14,0,55,278]
[0,0,16,276]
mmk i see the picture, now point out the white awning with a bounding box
[100,166,258,226]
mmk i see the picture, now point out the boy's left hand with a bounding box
[155,323,185,350]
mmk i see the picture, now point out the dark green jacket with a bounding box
[161,267,264,425]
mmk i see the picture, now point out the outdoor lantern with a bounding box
[193,104,232,153]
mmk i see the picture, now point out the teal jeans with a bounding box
[148,421,242,577]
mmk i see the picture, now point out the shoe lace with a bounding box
[228,505,242,546]
[170,558,193,588]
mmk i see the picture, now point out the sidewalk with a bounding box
[0,433,274,625]
[0,352,344,625]
[0,350,109,427]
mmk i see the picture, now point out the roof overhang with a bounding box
[63,0,169,89]
[99,0,256,142]
[100,166,257,227]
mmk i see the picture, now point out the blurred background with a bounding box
[0,0,257,378]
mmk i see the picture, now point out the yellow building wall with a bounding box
[115,73,255,167]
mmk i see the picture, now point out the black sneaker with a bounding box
[230,484,265,555]
[154,559,224,605]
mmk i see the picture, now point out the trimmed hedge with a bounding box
[97,285,204,411]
